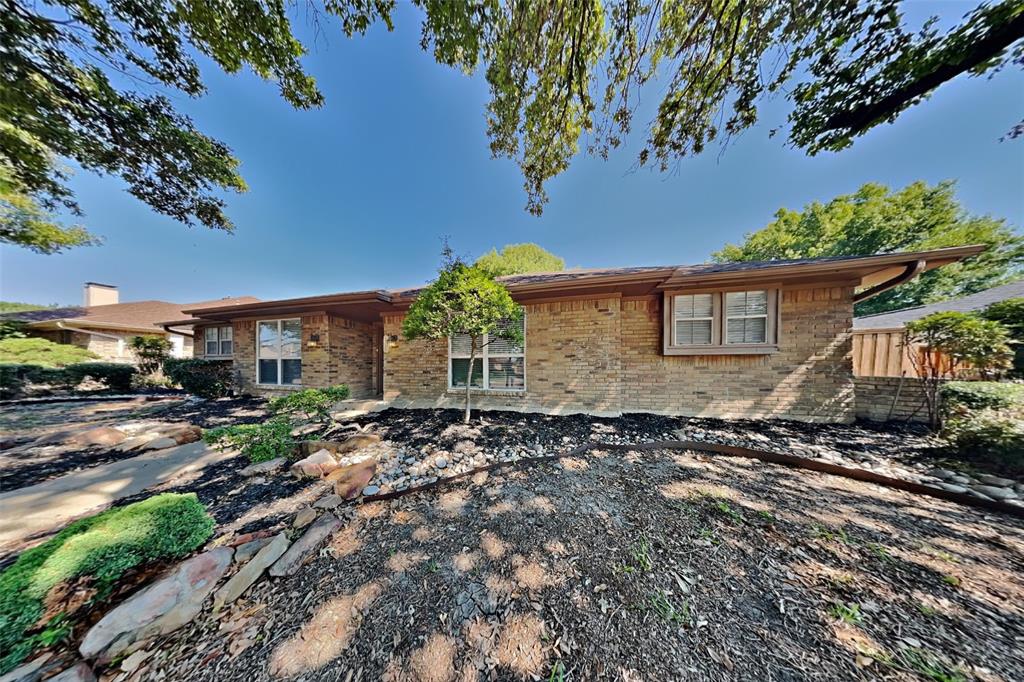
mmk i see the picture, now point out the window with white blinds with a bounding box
[204,326,233,356]
[666,289,777,354]
[449,316,525,390]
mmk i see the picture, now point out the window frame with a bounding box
[204,325,233,357]
[662,288,779,356]
[256,318,302,386]
[447,316,526,392]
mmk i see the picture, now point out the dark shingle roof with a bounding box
[0,296,260,330]
[853,280,1024,330]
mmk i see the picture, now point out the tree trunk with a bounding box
[465,338,476,424]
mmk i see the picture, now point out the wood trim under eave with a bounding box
[853,259,926,303]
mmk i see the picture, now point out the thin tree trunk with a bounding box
[465,338,476,424]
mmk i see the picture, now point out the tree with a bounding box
[905,311,1012,427]
[129,335,173,376]
[982,296,1024,376]
[475,243,566,277]
[5,1,1023,249]
[402,248,523,423]
[712,181,1024,315]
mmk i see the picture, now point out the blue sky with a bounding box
[1,1,1022,306]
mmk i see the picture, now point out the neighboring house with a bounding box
[176,246,982,424]
[2,282,258,364]
[853,279,1024,377]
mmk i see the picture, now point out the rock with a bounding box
[0,653,60,682]
[292,507,318,528]
[119,649,152,674]
[141,437,178,451]
[970,484,1017,500]
[977,474,1015,487]
[326,459,377,499]
[362,485,381,496]
[339,433,381,451]
[80,547,233,663]
[926,468,957,481]
[160,424,203,445]
[47,663,95,682]
[289,449,339,478]
[296,435,381,458]
[937,483,969,494]
[313,494,344,509]
[949,475,972,485]
[214,533,289,610]
[240,457,287,476]
[434,456,448,469]
[114,436,150,452]
[68,427,127,447]
[269,514,341,577]
[290,423,321,438]
[234,537,272,563]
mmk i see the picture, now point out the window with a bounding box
[204,326,233,356]
[664,289,777,355]
[258,319,301,385]
[449,317,525,391]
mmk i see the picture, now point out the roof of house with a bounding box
[1,296,260,333]
[177,245,986,324]
[853,279,1024,331]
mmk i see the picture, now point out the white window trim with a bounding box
[663,289,779,356]
[447,317,526,391]
[204,325,234,357]
[256,319,302,386]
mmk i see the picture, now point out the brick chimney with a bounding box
[83,282,118,307]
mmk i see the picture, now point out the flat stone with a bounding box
[313,494,344,509]
[970,484,1017,500]
[292,507,318,528]
[114,436,150,452]
[141,437,178,451]
[434,457,448,469]
[949,475,972,485]
[977,474,1015,487]
[240,457,287,476]
[119,649,152,674]
[68,427,127,447]
[0,653,59,682]
[937,483,969,494]
[46,663,95,682]
[326,459,377,499]
[269,514,341,577]
[290,422,321,438]
[80,547,233,663]
[926,468,957,481]
[214,533,289,610]
[297,435,381,458]
[290,449,339,478]
[362,485,381,496]
[234,537,272,563]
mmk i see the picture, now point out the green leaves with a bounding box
[712,181,1024,315]
[905,311,1013,377]
[475,243,565,277]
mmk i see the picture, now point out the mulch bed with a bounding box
[144,444,1024,681]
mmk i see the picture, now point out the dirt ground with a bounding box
[143,445,1023,682]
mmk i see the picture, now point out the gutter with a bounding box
[56,321,126,342]
[162,324,194,339]
[853,259,926,303]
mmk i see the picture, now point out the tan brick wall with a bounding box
[380,286,856,423]
[214,316,378,398]
[854,376,930,423]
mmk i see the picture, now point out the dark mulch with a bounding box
[147,444,1024,681]
[147,395,269,429]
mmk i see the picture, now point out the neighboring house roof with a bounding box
[1,296,260,333]
[853,279,1024,331]
[180,245,986,324]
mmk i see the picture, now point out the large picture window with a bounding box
[449,317,525,391]
[204,326,233,356]
[665,289,777,355]
[258,319,301,385]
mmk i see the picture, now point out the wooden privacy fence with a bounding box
[853,329,916,377]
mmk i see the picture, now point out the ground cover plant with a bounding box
[0,493,214,674]
[267,385,350,422]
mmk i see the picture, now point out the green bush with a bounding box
[64,362,137,392]
[0,337,98,367]
[0,493,213,674]
[941,381,1024,475]
[0,320,28,340]
[163,358,234,398]
[129,335,173,375]
[267,385,350,422]
[982,297,1024,376]
[204,416,296,463]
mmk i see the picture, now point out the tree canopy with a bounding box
[3,0,1022,252]
[712,181,1024,316]
[475,243,566,277]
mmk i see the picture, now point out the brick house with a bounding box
[177,246,982,423]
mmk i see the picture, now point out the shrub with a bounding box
[0,320,28,340]
[941,381,1024,476]
[164,358,234,398]
[204,417,295,463]
[0,337,98,367]
[267,385,350,422]
[0,364,75,397]
[982,297,1024,376]
[129,335,173,375]
[0,493,213,674]
[64,362,136,392]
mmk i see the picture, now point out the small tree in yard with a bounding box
[905,311,1012,427]
[402,249,523,424]
[129,335,173,376]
